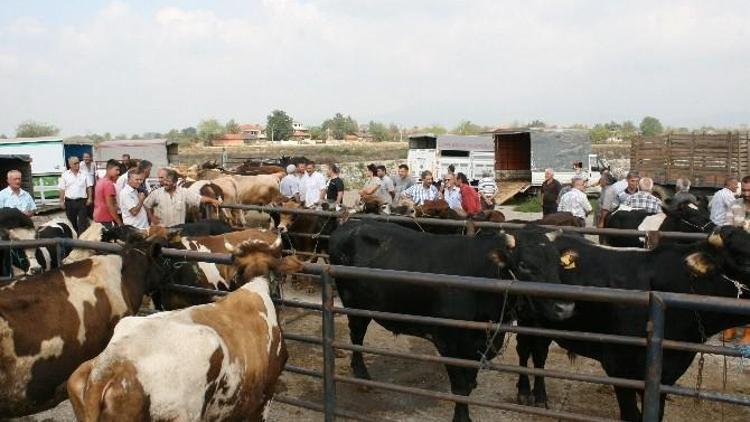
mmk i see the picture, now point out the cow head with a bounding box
[119,240,166,302]
[225,234,303,282]
[499,229,575,321]
[7,225,42,275]
[705,226,750,285]
[276,199,302,233]
[663,201,715,234]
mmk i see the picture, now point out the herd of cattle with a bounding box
[0,167,749,421]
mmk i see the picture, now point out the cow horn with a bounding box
[545,229,563,242]
[224,236,236,253]
[505,233,516,249]
[708,232,723,248]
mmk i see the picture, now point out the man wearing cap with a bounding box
[280,164,300,201]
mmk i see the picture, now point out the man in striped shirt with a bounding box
[623,177,662,214]
[401,170,438,206]
[477,171,497,210]
[710,176,739,226]
[558,177,591,226]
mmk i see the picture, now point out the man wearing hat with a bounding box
[280,164,300,202]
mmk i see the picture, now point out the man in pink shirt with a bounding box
[93,159,123,228]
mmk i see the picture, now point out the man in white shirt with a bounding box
[118,171,149,229]
[0,170,37,216]
[377,165,395,202]
[58,156,93,233]
[558,177,592,226]
[710,176,739,226]
[301,161,326,207]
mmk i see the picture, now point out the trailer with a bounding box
[406,134,494,182]
[94,139,178,170]
[493,128,601,203]
[630,132,749,196]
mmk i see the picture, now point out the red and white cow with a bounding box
[0,240,165,417]
[67,238,299,421]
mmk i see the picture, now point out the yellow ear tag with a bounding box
[560,253,576,270]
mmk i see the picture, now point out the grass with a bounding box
[509,195,598,213]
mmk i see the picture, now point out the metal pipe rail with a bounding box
[218,203,709,240]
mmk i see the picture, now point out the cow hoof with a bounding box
[352,368,372,380]
[516,393,534,406]
[335,349,347,358]
[533,398,548,408]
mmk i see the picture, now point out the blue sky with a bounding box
[1,1,750,135]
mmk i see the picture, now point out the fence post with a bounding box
[643,292,666,421]
[321,271,337,422]
[56,239,64,268]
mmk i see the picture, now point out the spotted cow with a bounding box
[0,240,166,417]
[67,238,298,422]
[0,207,40,277]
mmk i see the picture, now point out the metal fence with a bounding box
[1,208,749,421]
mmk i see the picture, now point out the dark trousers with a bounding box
[542,205,557,216]
[65,198,90,235]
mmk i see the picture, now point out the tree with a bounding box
[621,120,638,140]
[453,120,482,135]
[368,121,391,142]
[589,124,610,143]
[388,123,402,142]
[322,113,359,140]
[181,127,197,137]
[528,119,546,128]
[420,124,447,135]
[640,116,663,137]
[266,110,294,142]
[15,120,59,138]
[197,119,226,142]
[308,126,324,140]
[225,119,240,134]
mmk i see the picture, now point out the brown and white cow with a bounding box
[0,207,42,276]
[67,238,299,422]
[212,175,283,226]
[0,240,165,417]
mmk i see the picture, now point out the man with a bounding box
[441,173,462,210]
[540,168,561,216]
[456,172,481,216]
[93,160,123,228]
[144,169,220,227]
[572,161,588,185]
[401,170,439,206]
[558,177,592,226]
[477,171,497,211]
[594,172,616,227]
[135,160,153,194]
[121,154,132,169]
[0,170,36,216]
[58,156,93,233]
[623,177,662,214]
[672,177,698,207]
[710,176,739,226]
[393,164,414,203]
[325,164,345,208]
[116,163,138,193]
[615,171,640,207]
[156,168,169,188]
[81,152,96,183]
[301,161,326,207]
[724,175,750,344]
[280,164,300,201]
[376,165,395,201]
[118,171,149,229]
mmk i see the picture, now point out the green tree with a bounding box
[15,120,59,138]
[589,124,610,143]
[322,113,359,140]
[621,120,637,140]
[308,126,324,140]
[528,119,546,128]
[420,124,447,135]
[388,123,402,142]
[181,127,197,137]
[453,120,482,135]
[266,110,294,141]
[197,119,226,142]
[225,119,240,134]
[640,116,663,137]
[368,121,391,142]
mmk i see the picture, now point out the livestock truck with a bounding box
[630,132,750,197]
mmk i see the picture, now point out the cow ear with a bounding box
[708,231,723,248]
[560,249,579,270]
[545,229,563,242]
[505,233,516,249]
[488,249,508,268]
[685,252,714,276]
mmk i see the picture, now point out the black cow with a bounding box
[604,202,714,247]
[171,220,234,236]
[516,226,750,421]
[329,220,574,422]
[29,219,77,273]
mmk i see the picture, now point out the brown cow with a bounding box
[0,240,165,417]
[182,180,224,222]
[212,175,283,226]
[67,239,298,422]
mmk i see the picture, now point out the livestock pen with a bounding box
[1,213,750,421]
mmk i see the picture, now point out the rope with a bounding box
[479,269,516,369]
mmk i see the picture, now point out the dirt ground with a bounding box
[13,205,750,422]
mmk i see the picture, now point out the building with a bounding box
[239,123,265,140]
[291,121,311,140]
[211,133,245,147]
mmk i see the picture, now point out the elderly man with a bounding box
[118,171,149,229]
[441,173,463,210]
[301,161,326,208]
[558,177,592,226]
[623,177,662,214]
[144,169,220,227]
[279,164,300,201]
[0,170,36,216]
[401,170,438,206]
[672,177,698,207]
[540,168,561,216]
[710,176,739,226]
[58,156,93,233]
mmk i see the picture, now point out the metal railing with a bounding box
[1,213,747,421]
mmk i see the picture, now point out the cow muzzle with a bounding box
[550,301,575,321]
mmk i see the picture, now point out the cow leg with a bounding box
[613,386,641,422]
[347,316,372,379]
[530,337,552,408]
[444,364,476,422]
[515,333,534,406]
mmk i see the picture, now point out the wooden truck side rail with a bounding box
[631,132,750,189]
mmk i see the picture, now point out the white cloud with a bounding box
[7,16,46,36]
[1,0,750,135]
